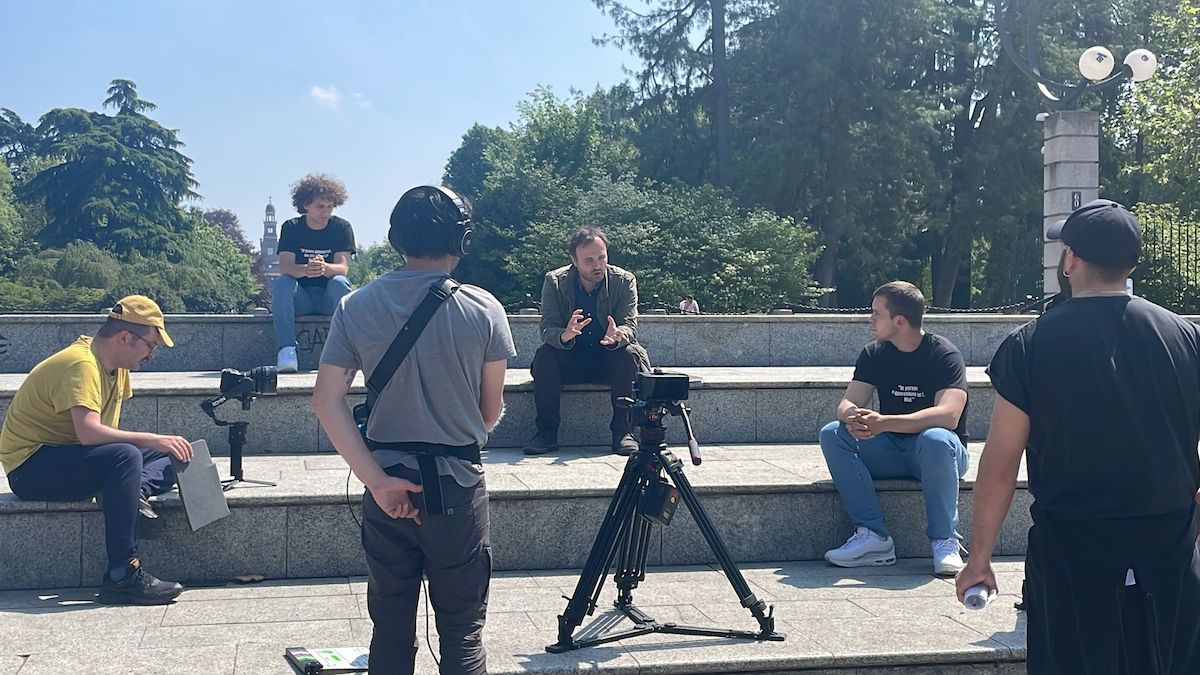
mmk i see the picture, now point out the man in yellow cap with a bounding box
[1,295,193,605]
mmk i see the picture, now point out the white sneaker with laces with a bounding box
[277,346,298,373]
[932,538,966,577]
[825,526,896,567]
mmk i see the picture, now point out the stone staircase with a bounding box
[0,312,1040,673]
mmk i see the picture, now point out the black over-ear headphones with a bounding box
[390,185,474,257]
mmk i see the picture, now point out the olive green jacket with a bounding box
[538,264,651,369]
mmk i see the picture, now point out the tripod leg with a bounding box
[549,454,652,652]
[659,453,784,639]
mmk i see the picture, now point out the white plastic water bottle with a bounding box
[962,584,996,611]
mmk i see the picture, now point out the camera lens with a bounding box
[249,366,278,396]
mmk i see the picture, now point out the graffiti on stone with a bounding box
[296,326,328,354]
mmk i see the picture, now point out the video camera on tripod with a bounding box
[548,368,784,653]
[619,369,701,466]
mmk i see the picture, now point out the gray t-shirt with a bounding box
[320,268,516,487]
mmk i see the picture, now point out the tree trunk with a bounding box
[711,0,732,188]
[815,238,841,307]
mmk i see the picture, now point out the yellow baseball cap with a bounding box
[108,295,174,347]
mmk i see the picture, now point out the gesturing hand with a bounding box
[560,309,592,344]
[370,476,425,525]
[599,316,622,346]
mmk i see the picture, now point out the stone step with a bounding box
[0,558,1027,674]
[0,443,1031,591]
[0,367,1000,453]
[0,313,1040,372]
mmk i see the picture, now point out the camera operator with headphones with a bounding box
[312,186,515,675]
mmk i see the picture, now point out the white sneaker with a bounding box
[277,346,298,373]
[932,538,966,577]
[825,527,896,568]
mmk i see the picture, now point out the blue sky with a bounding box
[1,0,636,246]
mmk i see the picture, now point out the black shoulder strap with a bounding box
[365,276,460,411]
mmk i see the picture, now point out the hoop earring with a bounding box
[1062,269,1071,278]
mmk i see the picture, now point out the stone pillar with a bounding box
[1043,111,1099,296]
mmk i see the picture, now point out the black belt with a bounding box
[366,440,481,516]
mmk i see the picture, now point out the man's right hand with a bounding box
[956,558,998,603]
[560,309,592,344]
[369,476,425,524]
[148,435,193,462]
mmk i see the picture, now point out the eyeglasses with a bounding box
[129,332,161,353]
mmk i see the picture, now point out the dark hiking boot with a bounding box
[98,559,183,605]
[523,429,559,456]
[612,433,639,456]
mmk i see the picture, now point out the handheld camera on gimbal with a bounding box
[200,366,279,490]
[215,366,278,409]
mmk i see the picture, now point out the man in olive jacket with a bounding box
[525,227,650,456]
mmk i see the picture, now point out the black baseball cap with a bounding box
[1046,199,1141,268]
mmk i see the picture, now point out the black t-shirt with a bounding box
[852,332,969,442]
[278,215,356,288]
[987,296,1200,520]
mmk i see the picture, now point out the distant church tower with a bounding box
[260,198,280,277]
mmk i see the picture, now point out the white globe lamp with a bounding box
[1078,46,1115,81]
[1124,49,1158,82]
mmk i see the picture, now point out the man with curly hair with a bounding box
[272,173,357,372]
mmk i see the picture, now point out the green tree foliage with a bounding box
[1112,0,1200,216]
[442,89,821,309]
[508,176,821,312]
[0,216,259,313]
[0,79,260,313]
[1132,202,1200,312]
[592,0,748,186]
[583,0,1177,308]
[348,241,405,287]
[19,80,199,254]
[0,159,23,273]
[444,88,641,298]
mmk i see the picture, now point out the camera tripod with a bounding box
[547,399,785,653]
[200,396,277,491]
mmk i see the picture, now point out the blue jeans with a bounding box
[272,274,352,348]
[7,443,175,572]
[819,421,969,541]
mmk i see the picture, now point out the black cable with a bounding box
[424,577,438,667]
[346,468,438,667]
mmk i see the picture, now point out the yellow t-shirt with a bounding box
[0,337,132,474]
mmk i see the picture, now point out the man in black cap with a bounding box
[958,199,1200,673]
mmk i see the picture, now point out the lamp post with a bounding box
[995,0,1156,296]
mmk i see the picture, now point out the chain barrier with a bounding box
[500,291,1042,315]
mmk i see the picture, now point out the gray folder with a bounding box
[171,440,230,531]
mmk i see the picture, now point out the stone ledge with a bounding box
[0,445,1035,588]
[0,443,1022,514]
[0,313,1053,372]
[0,366,995,395]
